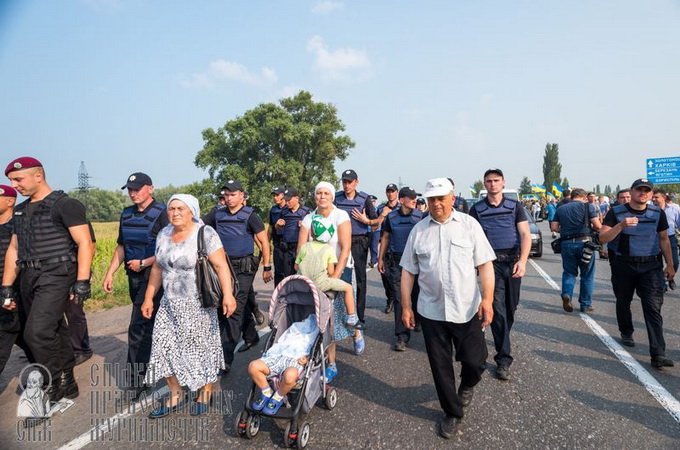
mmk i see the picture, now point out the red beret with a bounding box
[5,157,43,176]
[0,185,17,197]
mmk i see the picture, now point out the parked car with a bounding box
[526,211,543,257]
[478,189,519,201]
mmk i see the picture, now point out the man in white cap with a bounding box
[399,177,496,439]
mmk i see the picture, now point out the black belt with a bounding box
[18,255,76,269]
[495,253,519,263]
[352,234,370,241]
[611,254,660,263]
[283,242,298,250]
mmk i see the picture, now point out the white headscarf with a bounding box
[168,194,200,222]
[314,181,336,200]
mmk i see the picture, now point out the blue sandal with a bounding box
[262,396,284,415]
[149,396,186,419]
[354,332,365,355]
[325,365,338,383]
[252,393,270,411]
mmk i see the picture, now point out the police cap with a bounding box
[341,169,358,181]
[399,186,418,199]
[385,183,398,192]
[631,178,653,190]
[0,185,17,197]
[222,180,243,192]
[121,172,153,190]
[271,186,285,195]
[5,157,43,176]
[284,187,299,199]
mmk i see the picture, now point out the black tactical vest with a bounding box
[0,219,12,278]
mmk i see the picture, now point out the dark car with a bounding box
[525,211,543,258]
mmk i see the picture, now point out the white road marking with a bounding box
[58,326,272,450]
[528,258,680,423]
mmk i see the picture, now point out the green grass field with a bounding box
[86,222,130,312]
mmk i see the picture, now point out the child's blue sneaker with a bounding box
[354,332,365,355]
[252,393,269,411]
[325,365,338,383]
[262,396,284,415]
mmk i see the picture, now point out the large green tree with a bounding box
[70,188,129,222]
[194,91,355,214]
[542,143,562,197]
[473,180,484,197]
[519,176,532,195]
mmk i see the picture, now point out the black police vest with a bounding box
[215,205,255,258]
[0,219,12,279]
[281,205,310,243]
[608,204,661,257]
[13,191,77,262]
[376,202,399,232]
[388,209,423,254]
[473,198,520,251]
[120,202,166,262]
[269,204,284,240]
[335,190,370,235]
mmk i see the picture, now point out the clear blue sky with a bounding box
[1,0,679,200]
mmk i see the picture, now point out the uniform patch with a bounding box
[129,175,136,181]
[13,162,22,169]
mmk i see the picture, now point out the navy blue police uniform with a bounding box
[470,196,527,370]
[118,199,168,386]
[203,202,265,369]
[382,204,423,345]
[269,187,286,286]
[278,203,311,279]
[368,195,380,266]
[605,202,671,361]
[376,195,400,312]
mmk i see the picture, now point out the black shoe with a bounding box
[74,352,93,366]
[252,308,265,325]
[496,365,510,381]
[384,303,394,314]
[620,334,635,347]
[458,386,474,407]
[413,322,422,333]
[669,280,676,290]
[561,294,573,312]
[60,368,79,399]
[237,339,260,352]
[438,415,461,439]
[393,340,407,352]
[45,376,64,404]
[219,364,231,376]
[651,357,674,368]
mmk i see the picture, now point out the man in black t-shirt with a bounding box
[600,178,675,368]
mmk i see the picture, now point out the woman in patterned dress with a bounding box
[141,194,236,418]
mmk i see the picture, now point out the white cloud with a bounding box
[311,1,344,15]
[180,60,278,89]
[307,35,371,82]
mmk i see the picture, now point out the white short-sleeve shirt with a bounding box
[400,210,496,323]
[301,206,353,268]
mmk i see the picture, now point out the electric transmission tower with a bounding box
[77,161,91,192]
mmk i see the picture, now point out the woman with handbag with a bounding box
[141,194,236,418]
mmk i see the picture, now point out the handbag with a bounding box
[550,238,562,254]
[196,225,240,308]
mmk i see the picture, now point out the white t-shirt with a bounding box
[301,206,353,269]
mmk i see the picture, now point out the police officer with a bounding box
[202,180,272,370]
[275,187,310,279]
[1,157,95,403]
[103,172,168,395]
[376,184,400,313]
[268,186,287,286]
[449,178,469,214]
[600,178,675,368]
[377,186,423,351]
[368,195,380,267]
[0,185,33,376]
[334,169,377,332]
[469,169,531,380]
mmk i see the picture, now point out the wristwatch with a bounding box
[139,260,146,269]
[263,266,272,272]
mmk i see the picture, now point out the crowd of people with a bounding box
[0,156,676,439]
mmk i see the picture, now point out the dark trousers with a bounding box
[0,291,34,376]
[369,230,380,265]
[611,259,666,357]
[381,252,396,307]
[351,235,370,323]
[421,315,488,419]
[490,260,522,367]
[669,234,679,273]
[273,241,285,287]
[282,243,298,280]
[219,268,257,366]
[127,270,162,384]
[20,261,77,377]
[65,297,91,355]
[387,262,419,341]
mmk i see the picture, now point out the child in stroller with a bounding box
[248,314,319,415]
[295,214,365,330]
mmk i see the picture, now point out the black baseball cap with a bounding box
[416,197,426,205]
[385,183,398,192]
[484,168,504,178]
[284,187,299,199]
[341,169,358,181]
[121,172,153,190]
[221,179,243,192]
[368,194,378,201]
[271,186,284,195]
[447,178,456,188]
[631,178,653,190]
[399,186,417,199]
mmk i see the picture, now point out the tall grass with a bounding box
[86,222,130,311]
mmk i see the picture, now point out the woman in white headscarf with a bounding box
[141,194,236,418]
[297,182,355,383]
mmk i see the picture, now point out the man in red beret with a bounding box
[1,158,95,404]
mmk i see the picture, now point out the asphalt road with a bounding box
[1,220,679,449]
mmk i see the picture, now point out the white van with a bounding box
[478,189,520,201]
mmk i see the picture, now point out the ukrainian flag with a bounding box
[552,182,564,196]
[531,183,546,194]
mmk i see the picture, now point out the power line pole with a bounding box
[77,161,91,192]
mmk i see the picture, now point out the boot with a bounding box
[60,368,79,399]
[44,373,63,404]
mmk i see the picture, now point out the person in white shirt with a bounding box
[400,178,496,439]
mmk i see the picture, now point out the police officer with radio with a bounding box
[103,172,168,395]
[275,187,310,279]
[469,169,531,380]
[268,186,287,286]
[334,169,377,330]
[599,178,675,368]
[2,157,95,403]
[377,186,423,351]
[376,184,400,314]
[202,180,272,371]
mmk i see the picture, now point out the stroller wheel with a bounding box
[323,387,338,410]
[297,422,311,448]
[233,410,248,437]
[284,421,297,448]
[244,414,261,439]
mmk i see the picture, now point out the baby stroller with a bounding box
[234,275,336,448]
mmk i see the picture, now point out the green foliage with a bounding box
[519,176,532,195]
[562,177,570,188]
[615,184,621,193]
[472,180,484,197]
[69,188,129,222]
[86,222,130,311]
[153,184,189,205]
[604,185,612,196]
[542,143,562,196]
[194,90,355,213]
[595,184,601,194]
